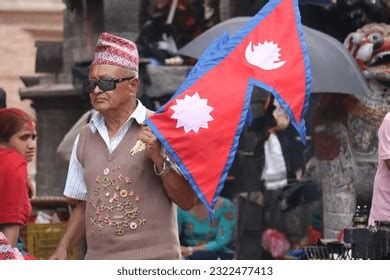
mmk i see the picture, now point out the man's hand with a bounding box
[49,200,86,260]
[138,125,162,163]
[138,125,196,210]
[49,246,68,260]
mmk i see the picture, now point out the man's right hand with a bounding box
[49,246,68,260]
[49,200,86,260]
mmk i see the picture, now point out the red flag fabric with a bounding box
[145,0,311,214]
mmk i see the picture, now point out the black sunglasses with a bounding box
[83,77,135,94]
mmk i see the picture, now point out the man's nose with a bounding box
[93,83,103,94]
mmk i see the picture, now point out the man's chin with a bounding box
[93,103,109,112]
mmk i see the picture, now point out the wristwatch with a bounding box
[153,156,172,177]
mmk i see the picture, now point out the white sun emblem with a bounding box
[170,93,214,133]
[245,40,286,70]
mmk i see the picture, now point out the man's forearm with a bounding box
[162,171,196,210]
[59,201,86,250]
[138,126,196,210]
[155,157,196,210]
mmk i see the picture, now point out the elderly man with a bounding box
[50,33,196,260]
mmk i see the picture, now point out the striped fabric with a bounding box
[63,101,147,200]
[91,32,139,71]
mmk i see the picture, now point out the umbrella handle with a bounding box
[166,0,179,24]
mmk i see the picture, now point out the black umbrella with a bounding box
[179,17,372,98]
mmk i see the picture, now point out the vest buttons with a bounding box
[120,190,128,198]
[130,222,137,230]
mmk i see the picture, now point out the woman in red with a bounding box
[0,108,37,258]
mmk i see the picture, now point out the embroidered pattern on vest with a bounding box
[88,165,146,236]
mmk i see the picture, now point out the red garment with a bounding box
[307,225,322,246]
[0,148,31,225]
[23,254,38,260]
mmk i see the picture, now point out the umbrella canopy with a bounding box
[179,17,372,98]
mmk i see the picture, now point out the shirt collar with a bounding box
[89,100,147,133]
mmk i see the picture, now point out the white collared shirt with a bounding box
[64,101,147,200]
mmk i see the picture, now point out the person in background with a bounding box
[57,109,95,165]
[369,112,390,225]
[178,197,236,259]
[50,33,195,260]
[0,108,37,259]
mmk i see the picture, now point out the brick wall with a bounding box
[0,0,64,112]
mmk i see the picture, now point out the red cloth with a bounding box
[0,149,31,225]
[307,225,322,246]
[23,254,38,260]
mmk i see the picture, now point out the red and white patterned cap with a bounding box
[91,32,139,71]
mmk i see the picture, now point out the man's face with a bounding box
[88,64,138,113]
[8,122,37,162]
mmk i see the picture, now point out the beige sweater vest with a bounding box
[77,118,180,260]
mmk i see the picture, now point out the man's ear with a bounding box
[128,78,139,93]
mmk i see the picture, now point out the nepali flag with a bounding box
[145,0,311,214]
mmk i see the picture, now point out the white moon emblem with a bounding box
[245,41,286,70]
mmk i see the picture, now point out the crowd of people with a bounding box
[0,31,240,260]
[0,31,327,260]
[2,30,388,259]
